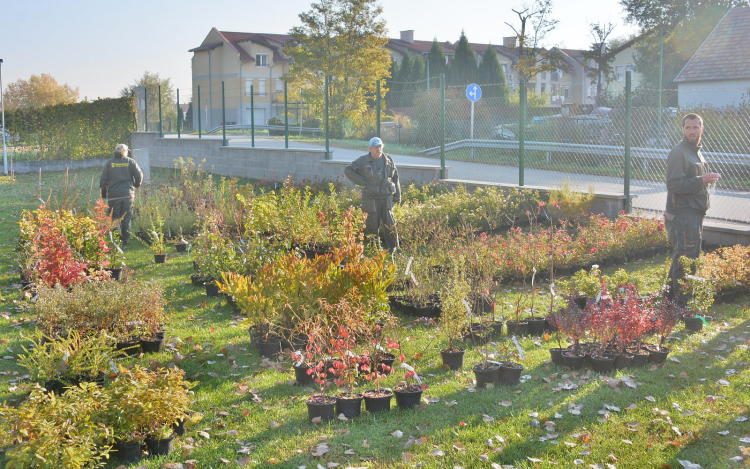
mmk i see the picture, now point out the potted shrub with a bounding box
[393,349,427,410]
[472,340,501,388]
[438,266,470,370]
[679,257,715,333]
[18,330,125,394]
[175,227,189,253]
[362,337,399,413]
[143,367,195,456]
[149,213,168,264]
[648,298,682,363]
[329,325,365,419]
[497,339,525,386]
[304,338,337,422]
[0,383,113,468]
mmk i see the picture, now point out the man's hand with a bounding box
[701,173,721,184]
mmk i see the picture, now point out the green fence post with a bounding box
[177,89,181,139]
[250,84,255,147]
[144,91,148,132]
[657,28,664,144]
[197,86,201,139]
[625,71,633,212]
[440,73,446,179]
[221,81,227,146]
[426,59,430,95]
[158,85,163,138]
[519,80,525,187]
[284,80,289,149]
[376,79,381,138]
[325,75,330,160]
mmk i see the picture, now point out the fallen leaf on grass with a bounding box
[429,449,445,457]
[391,430,403,438]
[677,460,702,469]
[198,431,210,440]
[500,400,512,407]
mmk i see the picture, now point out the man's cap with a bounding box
[115,144,129,153]
[368,137,383,147]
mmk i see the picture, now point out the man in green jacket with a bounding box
[665,113,720,303]
[344,137,401,251]
[100,144,144,246]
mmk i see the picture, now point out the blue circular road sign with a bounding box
[466,83,482,102]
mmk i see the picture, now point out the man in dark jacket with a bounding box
[100,144,143,246]
[665,113,720,303]
[344,137,401,251]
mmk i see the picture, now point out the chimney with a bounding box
[503,36,517,48]
[400,30,415,44]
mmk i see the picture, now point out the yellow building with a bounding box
[189,28,293,130]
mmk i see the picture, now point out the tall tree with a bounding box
[185,102,193,131]
[283,0,390,137]
[120,72,175,130]
[4,73,79,109]
[583,22,616,103]
[450,31,478,86]
[477,46,509,102]
[505,0,566,84]
[620,0,742,30]
[410,55,425,84]
[427,39,446,88]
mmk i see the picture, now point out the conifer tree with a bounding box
[477,46,509,102]
[450,31,478,86]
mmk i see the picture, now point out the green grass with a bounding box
[0,169,749,468]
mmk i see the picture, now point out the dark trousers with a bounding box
[665,210,704,304]
[363,197,399,251]
[108,197,134,245]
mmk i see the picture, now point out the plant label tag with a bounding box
[400,362,422,384]
[62,352,70,364]
[595,290,602,304]
[168,229,172,239]
[104,356,118,374]
[512,336,525,360]
[38,198,46,205]
[237,246,245,254]
[532,267,537,287]
[126,321,144,326]
[72,207,76,215]
[375,344,386,352]
[187,244,192,254]
[293,351,304,367]
[405,257,414,276]
[410,272,419,286]
[114,243,123,254]
[549,284,557,298]
[462,299,472,317]
[30,293,39,303]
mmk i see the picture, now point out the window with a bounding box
[558,69,565,79]
[256,53,268,67]
[540,83,546,94]
[501,63,508,74]
[258,79,266,97]
[551,71,559,82]
[245,79,252,97]
[541,71,547,80]
[616,65,624,82]
[564,86,569,99]
[276,79,283,94]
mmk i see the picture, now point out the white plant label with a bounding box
[38,198,46,205]
[405,257,414,276]
[62,352,70,364]
[532,267,537,287]
[462,299,473,317]
[400,362,422,384]
[512,336,525,360]
[410,272,419,286]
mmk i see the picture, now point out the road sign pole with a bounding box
[470,101,475,161]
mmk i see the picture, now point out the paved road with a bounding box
[165,134,750,226]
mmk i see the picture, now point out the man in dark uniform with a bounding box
[100,144,143,246]
[665,113,721,303]
[344,137,401,251]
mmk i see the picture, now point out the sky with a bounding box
[0,0,639,102]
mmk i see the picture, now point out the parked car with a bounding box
[494,125,517,140]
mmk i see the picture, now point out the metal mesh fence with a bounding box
[155,77,750,225]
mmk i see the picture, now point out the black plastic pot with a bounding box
[630,351,649,367]
[549,347,565,366]
[589,353,616,373]
[473,361,501,388]
[525,318,546,336]
[306,396,336,421]
[394,386,423,410]
[613,353,634,370]
[113,440,142,464]
[645,248,656,258]
[602,257,615,268]
[498,361,524,386]
[106,268,123,281]
[190,274,206,287]
[376,354,396,374]
[440,348,465,370]
[335,393,363,419]
[176,243,188,253]
[172,418,187,436]
[505,320,528,336]
[544,318,559,333]
[363,389,393,412]
[684,315,705,332]
[464,324,491,345]
[556,266,571,277]
[145,435,174,456]
[154,253,167,264]
[562,352,585,370]
[140,331,166,353]
[255,339,282,358]
[205,282,221,297]
[488,321,504,338]
[648,346,670,364]
[294,364,316,385]
[116,339,142,356]
[44,379,71,395]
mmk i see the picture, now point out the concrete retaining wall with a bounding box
[129,132,446,185]
[12,158,107,174]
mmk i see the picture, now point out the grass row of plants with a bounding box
[0,166,748,468]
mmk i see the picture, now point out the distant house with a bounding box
[608,35,644,96]
[385,30,456,66]
[674,5,750,108]
[189,28,294,130]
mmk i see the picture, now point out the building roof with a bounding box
[471,43,519,61]
[189,29,294,64]
[674,5,750,83]
[386,38,455,57]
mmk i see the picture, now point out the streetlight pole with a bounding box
[0,59,7,175]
